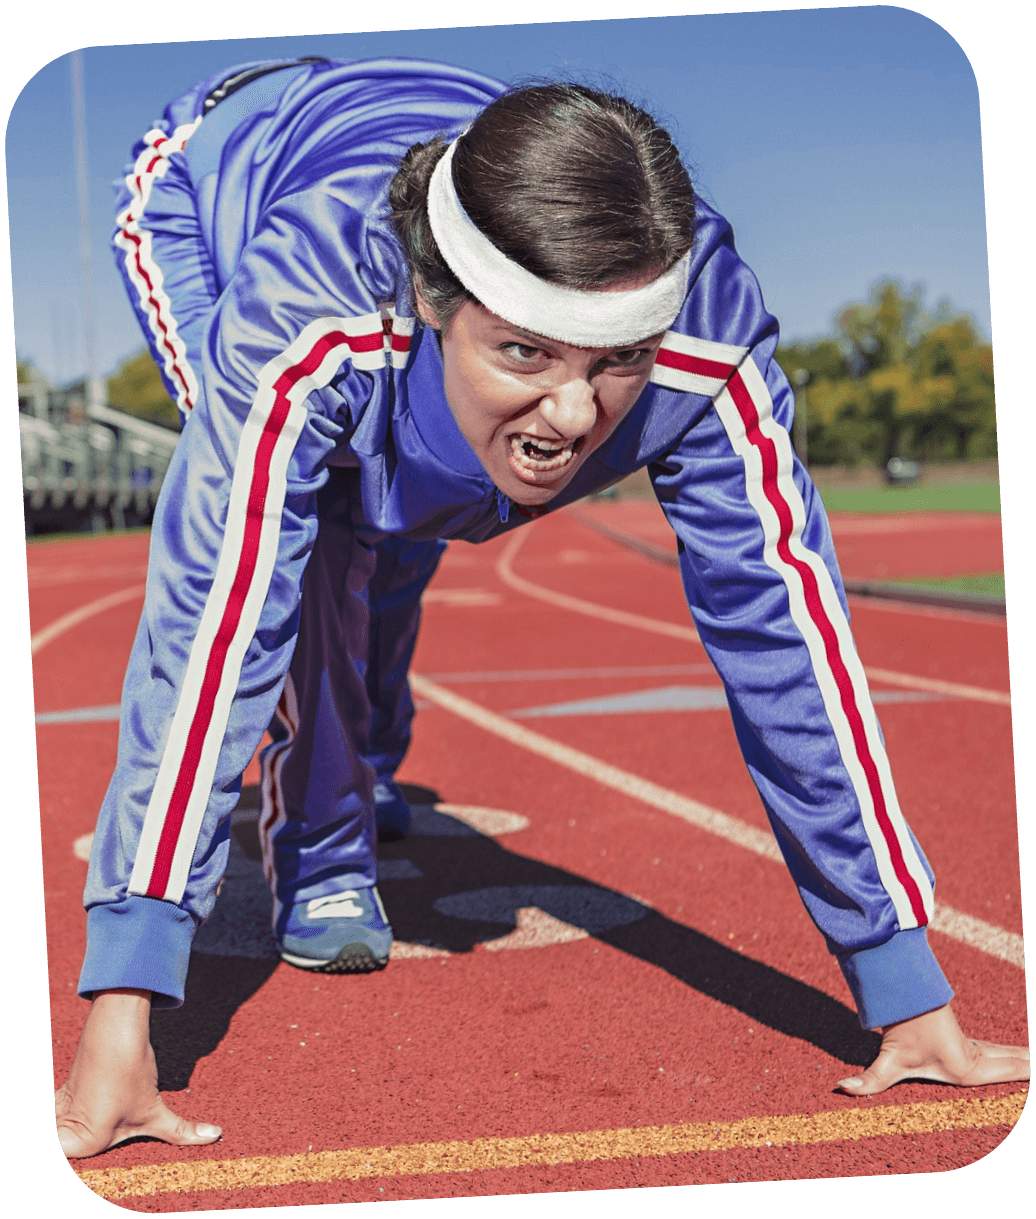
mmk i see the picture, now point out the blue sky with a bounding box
[6,7,987,385]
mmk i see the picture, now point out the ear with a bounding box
[413,283,441,330]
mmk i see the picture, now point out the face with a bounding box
[418,294,664,506]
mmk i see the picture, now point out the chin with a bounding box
[498,476,569,507]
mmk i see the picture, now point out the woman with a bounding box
[55,55,1028,1158]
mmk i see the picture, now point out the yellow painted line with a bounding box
[30,584,146,655]
[497,527,1010,706]
[77,1091,1027,1200]
[409,672,1024,968]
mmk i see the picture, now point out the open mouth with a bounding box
[508,434,581,478]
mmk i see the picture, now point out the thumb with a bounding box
[58,1123,99,1159]
[141,1103,222,1148]
[837,1050,904,1096]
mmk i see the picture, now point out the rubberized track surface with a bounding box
[32,502,1027,1209]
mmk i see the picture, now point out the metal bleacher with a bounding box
[19,374,180,536]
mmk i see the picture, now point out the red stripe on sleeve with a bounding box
[655,348,736,380]
[726,371,929,926]
[145,332,349,895]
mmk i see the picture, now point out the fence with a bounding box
[18,378,180,535]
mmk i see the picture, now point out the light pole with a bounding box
[71,49,102,410]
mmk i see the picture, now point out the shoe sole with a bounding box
[280,942,389,973]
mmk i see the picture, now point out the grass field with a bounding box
[888,572,1006,597]
[818,479,1000,514]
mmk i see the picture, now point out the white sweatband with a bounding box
[426,136,690,348]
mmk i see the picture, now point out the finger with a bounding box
[837,1057,911,1096]
[108,1099,222,1151]
[838,1043,1031,1095]
[952,1050,1030,1088]
[58,1120,108,1159]
[836,1039,924,1095]
[970,1040,1029,1061]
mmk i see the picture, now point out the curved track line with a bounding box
[410,673,1024,968]
[30,584,146,655]
[497,527,1010,706]
[496,529,700,643]
[77,1091,1027,1199]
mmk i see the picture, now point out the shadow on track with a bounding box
[150,782,879,1091]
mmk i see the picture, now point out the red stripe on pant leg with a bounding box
[145,333,349,895]
[727,372,929,926]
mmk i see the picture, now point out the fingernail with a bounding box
[838,1078,862,1089]
[197,1124,221,1138]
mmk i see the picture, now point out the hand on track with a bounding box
[837,1003,1030,1096]
[55,989,221,1159]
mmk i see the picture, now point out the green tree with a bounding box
[106,349,181,431]
[776,280,995,466]
[909,319,997,459]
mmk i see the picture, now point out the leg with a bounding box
[259,468,392,971]
[365,536,446,839]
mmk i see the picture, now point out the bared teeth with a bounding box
[510,435,576,473]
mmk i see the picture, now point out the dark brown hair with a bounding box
[388,82,696,332]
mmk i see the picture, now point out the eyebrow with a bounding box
[492,321,663,352]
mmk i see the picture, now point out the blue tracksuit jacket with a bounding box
[79,56,953,1028]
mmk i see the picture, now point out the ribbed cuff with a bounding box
[78,896,198,1009]
[836,926,954,1029]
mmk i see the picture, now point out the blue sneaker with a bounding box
[374,779,412,841]
[278,885,392,973]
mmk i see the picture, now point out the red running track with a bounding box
[30,506,1027,1211]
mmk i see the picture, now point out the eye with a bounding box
[605,347,651,368]
[501,342,546,363]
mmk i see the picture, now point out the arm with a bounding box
[648,212,1027,1086]
[59,172,403,1152]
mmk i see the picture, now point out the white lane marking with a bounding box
[433,804,529,836]
[410,672,1024,969]
[928,906,1025,968]
[863,667,1011,706]
[496,525,1010,706]
[30,584,146,655]
[482,907,589,951]
[422,664,714,684]
[496,530,700,643]
[390,941,451,960]
[422,588,502,607]
[35,705,122,725]
[506,685,947,721]
[410,672,781,863]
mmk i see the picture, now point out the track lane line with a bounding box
[30,584,146,655]
[409,673,1023,968]
[496,529,1010,706]
[496,529,700,643]
[77,1090,1027,1199]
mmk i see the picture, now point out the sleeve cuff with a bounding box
[78,896,198,1009]
[836,926,954,1029]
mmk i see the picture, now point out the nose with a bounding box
[538,375,597,439]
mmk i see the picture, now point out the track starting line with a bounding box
[76,1091,1027,1200]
